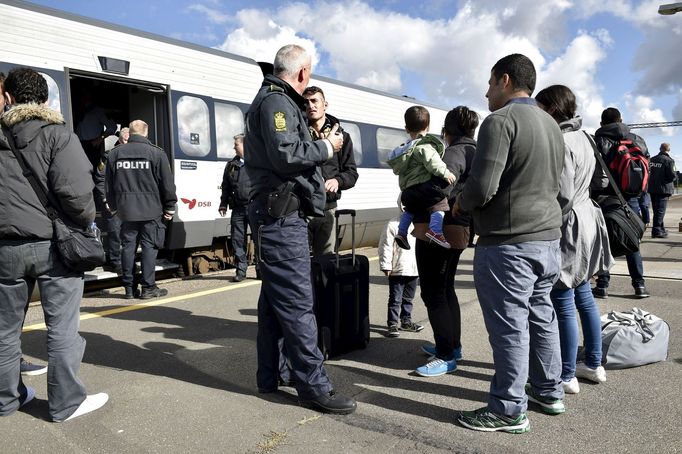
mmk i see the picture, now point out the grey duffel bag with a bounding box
[601,308,670,369]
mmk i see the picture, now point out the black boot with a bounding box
[299,390,357,415]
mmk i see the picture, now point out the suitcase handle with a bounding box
[334,209,356,267]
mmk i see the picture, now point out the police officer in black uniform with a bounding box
[245,44,356,414]
[219,133,250,282]
[649,142,677,238]
[106,120,177,300]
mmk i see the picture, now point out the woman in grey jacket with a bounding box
[535,85,613,393]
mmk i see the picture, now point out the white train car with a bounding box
[0,0,449,273]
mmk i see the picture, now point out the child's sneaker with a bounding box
[425,229,450,249]
[400,321,424,332]
[394,233,410,250]
[387,324,400,337]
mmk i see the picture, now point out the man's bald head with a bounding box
[129,120,148,138]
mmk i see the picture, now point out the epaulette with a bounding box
[269,85,285,93]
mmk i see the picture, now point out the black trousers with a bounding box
[415,239,463,361]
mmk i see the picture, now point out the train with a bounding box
[0,0,450,275]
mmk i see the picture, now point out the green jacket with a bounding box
[387,135,448,190]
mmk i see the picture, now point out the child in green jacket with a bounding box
[388,106,455,249]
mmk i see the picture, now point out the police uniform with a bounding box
[244,74,333,399]
[219,156,251,279]
[105,134,177,295]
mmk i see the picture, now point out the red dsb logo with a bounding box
[181,198,211,209]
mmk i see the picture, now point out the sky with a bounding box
[31,0,682,163]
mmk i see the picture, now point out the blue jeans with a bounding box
[551,281,603,380]
[387,275,417,326]
[0,239,87,421]
[596,196,645,288]
[638,192,650,224]
[474,240,563,416]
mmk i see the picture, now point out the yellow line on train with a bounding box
[22,255,379,333]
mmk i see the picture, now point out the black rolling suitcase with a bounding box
[311,209,370,359]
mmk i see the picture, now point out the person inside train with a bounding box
[302,86,358,256]
[75,91,117,171]
[387,106,456,250]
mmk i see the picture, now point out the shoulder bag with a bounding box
[584,131,644,257]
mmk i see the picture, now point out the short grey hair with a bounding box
[273,44,310,78]
[233,133,244,142]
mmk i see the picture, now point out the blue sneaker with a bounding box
[415,358,457,377]
[421,344,462,361]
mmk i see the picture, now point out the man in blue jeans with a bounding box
[454,54,565,433]
[592,107,650,299]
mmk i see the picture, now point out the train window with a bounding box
[376,128,409,168]
[215,103,245,159]
[177,96,211,157]
[340,122,363,165]
[39,73,61,113]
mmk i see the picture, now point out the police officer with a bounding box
[245,44,356,414]
[648,143,677,238]
[219,133,250,282]
[105,120,177,299]
[303,86,358,256]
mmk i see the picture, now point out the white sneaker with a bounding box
[562,377,580,394]
[575,362,606,383]
[61,393,109,422]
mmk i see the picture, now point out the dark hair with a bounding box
[491,53,536,95]
[535,85,577,123]
[404,105,430,133]
[443,106,479,139]
[601,107,622,125]
[303,86,325,99]
[0,72,5,85]
[4,67,48,104]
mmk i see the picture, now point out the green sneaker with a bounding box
[457,407,530,433]
[525,383,565,415]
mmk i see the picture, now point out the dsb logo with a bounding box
[181,198,211,209]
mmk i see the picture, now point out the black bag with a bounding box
[311,209,370,359]
[53,217,106,272]
[4,127,105,272]
[584,132,644,257]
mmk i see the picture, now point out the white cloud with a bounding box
[625,94,674,136]
[186,4,230,24]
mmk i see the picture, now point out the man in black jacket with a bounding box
[0,67,108,422]
[649,143,677,238]
[303,86,358,256]
[592,107,649,299]
[106,120,177,299]
[219,133,250,281]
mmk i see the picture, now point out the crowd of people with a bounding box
[0,45,676,432]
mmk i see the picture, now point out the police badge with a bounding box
[274,112,287,132]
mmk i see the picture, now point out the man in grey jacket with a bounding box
[0,67,108,422]
[455,54,565,433]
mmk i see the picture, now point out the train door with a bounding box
[66,71,171,157]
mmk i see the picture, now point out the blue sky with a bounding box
[31,0,682,162]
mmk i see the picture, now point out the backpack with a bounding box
[607,139,649,197]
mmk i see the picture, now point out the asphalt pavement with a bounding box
[3,198,682,454]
